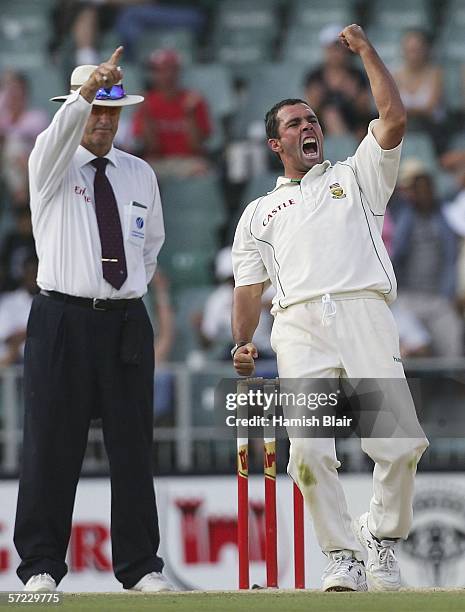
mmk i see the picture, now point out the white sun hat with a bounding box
[50,64,144,106]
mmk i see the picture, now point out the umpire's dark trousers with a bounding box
[14,292,164,588]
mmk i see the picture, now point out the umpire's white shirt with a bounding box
[28,89,165,299]
[232,120,401,313]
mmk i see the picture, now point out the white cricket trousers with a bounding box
[270,292,429,555]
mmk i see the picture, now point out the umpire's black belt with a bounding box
[40,290,141,311]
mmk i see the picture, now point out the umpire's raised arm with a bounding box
[339,25,406,149]
[30,47,124,204]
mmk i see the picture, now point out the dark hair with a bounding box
[265,98,309,139]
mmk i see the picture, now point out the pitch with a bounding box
[4,590,462,612]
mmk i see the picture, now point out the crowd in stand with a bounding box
[1,0,465,377]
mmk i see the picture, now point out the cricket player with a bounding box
[231,25,429,592]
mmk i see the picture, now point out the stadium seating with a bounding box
[443,61,464,112]
[23,66,64,114]
[434,1,465,63]
[323,134,359,165]
[367,0,432,30]
[439,25,465,63]
[283,0,356,65]
[436,170,458,201]
[158,175,226,290]
[135,28,196,65]
[182,63,234,151]
[364,27,404,68]
[242,172,280,203]
[448,131,465,152]
[0,3,48,69]
[442,0,465,29]
[211,0,280,64]
[171,286,213,361]
[288,0,356,30]
[401,132,438,170]
[159,248,216,290]
[231,63,308,139]
[281,27,326,67]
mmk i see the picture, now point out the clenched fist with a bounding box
[338,24,371,55]
[233,342,258,377]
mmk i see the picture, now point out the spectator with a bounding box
[49,1,204,67]
[115,1,205,61]
[391,159,463,357]
[303,24,373,138]
[0,256,38,367]
[196,246,274,360]
[393,30,444,131]
[131,49,212,179]
[440,147,465,190]
[0,71,48,206]
[0,207,36,292]
[442,172,465,318]
[148,269,175,423]
[48,0,137,66]
[150,269,173,364]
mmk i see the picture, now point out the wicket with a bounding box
[236,377,305,590]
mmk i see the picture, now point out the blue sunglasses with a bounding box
[95,83,125,101]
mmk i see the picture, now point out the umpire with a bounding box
[14,47,172,593]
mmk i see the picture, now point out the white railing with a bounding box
[1,358,465,475]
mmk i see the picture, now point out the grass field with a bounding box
[2,590,463,612]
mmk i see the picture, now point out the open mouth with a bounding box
[302,136,318,158]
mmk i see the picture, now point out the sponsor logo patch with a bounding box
[329,183,346,199]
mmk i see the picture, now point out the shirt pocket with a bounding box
[124,201,148,248]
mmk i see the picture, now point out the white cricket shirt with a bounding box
[28,89,165,299]
[232,120,401,314]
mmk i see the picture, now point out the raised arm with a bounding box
[231,283,264,377]
[339,25,406,150]
[30,47,124,202]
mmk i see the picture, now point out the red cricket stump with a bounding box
[237,438,249,590]
[237,378,250,590]
[264,439,277,587]
[263,379,278,588]
[293,482,305,589]
[236,378,305,590]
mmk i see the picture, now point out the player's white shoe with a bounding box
[322,550,368,592]
[353,512,401,591]
[126,572,174,593]
[24,574,57,592]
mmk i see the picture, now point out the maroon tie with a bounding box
[92,157,127,289]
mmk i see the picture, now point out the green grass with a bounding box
[2,590,463,612]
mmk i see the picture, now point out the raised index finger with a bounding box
[108,46,124,66]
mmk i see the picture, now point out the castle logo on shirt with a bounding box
[329,183,346,199]
[262,199,297,226]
